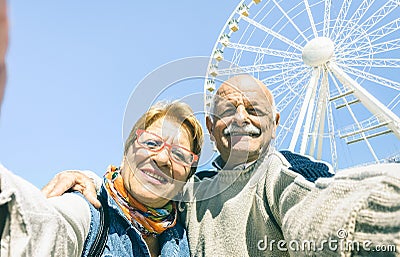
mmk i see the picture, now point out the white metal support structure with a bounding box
[205,0,400,169]
[328,62,400,139]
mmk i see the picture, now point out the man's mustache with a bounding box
[223,124,261,136]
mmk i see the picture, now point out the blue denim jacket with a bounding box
[80,185,190,257]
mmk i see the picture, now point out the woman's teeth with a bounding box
[143,170,168,183]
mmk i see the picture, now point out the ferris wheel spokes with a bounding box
[226,42,302,60]
[206,0,400,168]
[336,17,400,53]
[332,0,376,43]
[343,38,400,58]
[338,64,400,91]
[303,0,318,37]
[270,0,309,41]
[323,0,332,36]
[240,15,303,51]
[330,0,352,40]
[216,60,303,76]
[339,58,400,69]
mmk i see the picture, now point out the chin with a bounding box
[148,187,178,203]
[231,143,260,156]
[231,140,260,151]
[138,193,169,207]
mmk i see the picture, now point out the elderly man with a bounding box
[180,74,336,256]
[184,75,399,257]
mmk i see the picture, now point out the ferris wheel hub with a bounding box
[302,37,334,67]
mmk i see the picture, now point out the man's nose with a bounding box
[233,106,250,126]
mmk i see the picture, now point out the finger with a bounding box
[41,179,57,197]
[82,190,102,209]
[80,178,101,209]
[70,177,101,208]
[71,184,86,194]
[86,196,101,209]
[71,181,101,208]
[42,172,77,198]
[46,179,75,198]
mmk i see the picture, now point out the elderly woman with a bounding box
[0,101,203,257]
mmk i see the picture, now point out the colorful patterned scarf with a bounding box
[104,165,177,238]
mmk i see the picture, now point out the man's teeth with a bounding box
[143,170,167,183]
[230,132,250,135]
[228,132,258,136]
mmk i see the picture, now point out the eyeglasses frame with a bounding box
[135,129,199,167]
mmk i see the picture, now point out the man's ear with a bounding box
[206,116,215,142]
[275,112,280,126]
[271,112,280,139]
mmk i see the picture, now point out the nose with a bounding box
[152,146,172,167]
[233,105,250,126]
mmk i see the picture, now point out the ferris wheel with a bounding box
[204,0,400,169]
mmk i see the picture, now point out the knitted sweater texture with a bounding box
[282,163,400,256]
[181,151,400,257]
[181,150,300,257]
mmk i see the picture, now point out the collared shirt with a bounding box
[211,155,257,171]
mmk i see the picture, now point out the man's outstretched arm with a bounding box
[280,163,400,256]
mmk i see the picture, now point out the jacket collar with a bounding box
[212,155,257,171]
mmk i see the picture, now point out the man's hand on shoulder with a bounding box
[42,170,101,208]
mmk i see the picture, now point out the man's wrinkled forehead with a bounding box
[214,80,273,108]
[214,90,255,108]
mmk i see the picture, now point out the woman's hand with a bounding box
[42,170,101,208]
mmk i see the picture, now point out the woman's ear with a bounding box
[120,156,127,171]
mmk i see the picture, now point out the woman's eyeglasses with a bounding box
[135,129,198,167]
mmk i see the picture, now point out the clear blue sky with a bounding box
[1,1,399,187]
[0,1,233,187]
